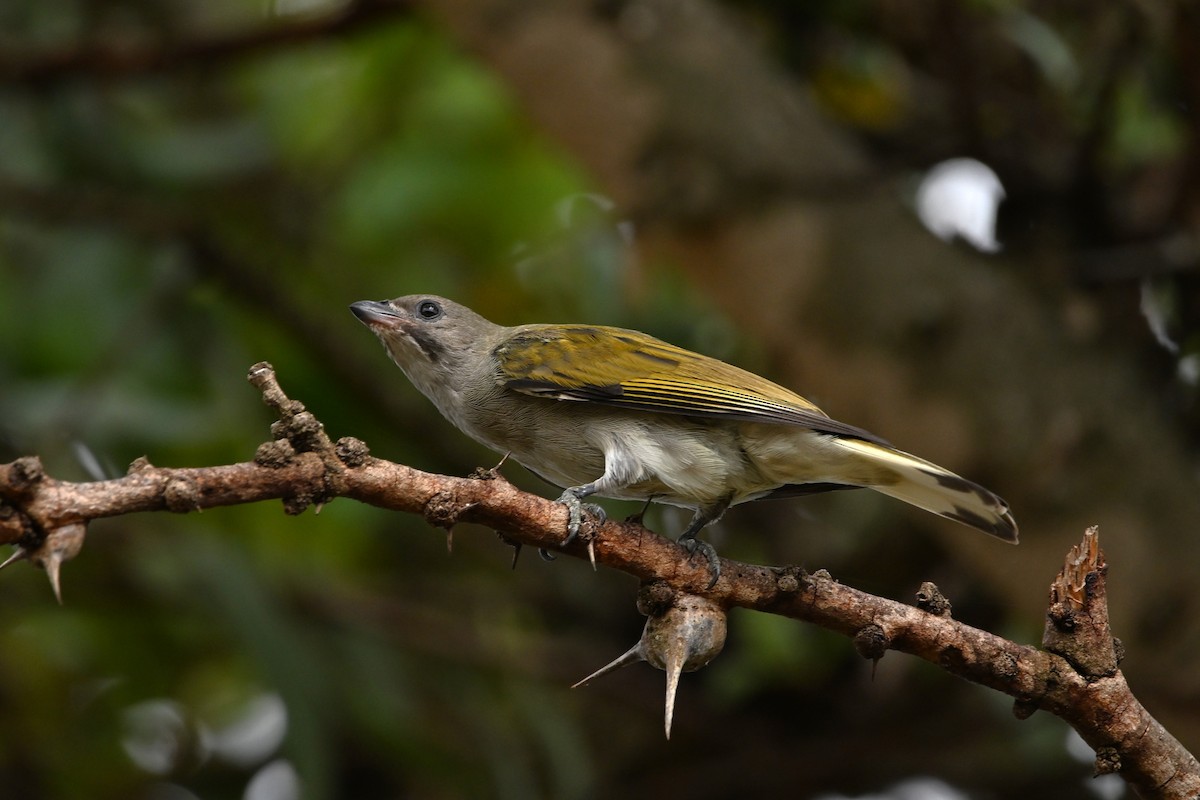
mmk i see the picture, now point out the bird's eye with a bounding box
[417,300,442,320]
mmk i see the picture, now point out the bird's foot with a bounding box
[556,489,606,545]
[680,535,721,590]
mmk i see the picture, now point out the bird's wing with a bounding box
[495,325,890,444]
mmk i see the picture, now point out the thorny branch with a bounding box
[0,0,413,87]
[0,363,1196,797]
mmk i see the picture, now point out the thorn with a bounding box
[626,496,655,525]
[314,502,324,515]
[45,552,66,605]
[494,452,511,471]
[28,523,86,605]
[642,594,728,739]
[663,645,685,740]
[0,547,28,571]
[495,532,523,569]
[571,642,645,689]
[574,594,727,739]
[446,528,454,554]
[587,540,596,571]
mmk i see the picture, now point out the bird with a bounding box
[351,294,1017,585]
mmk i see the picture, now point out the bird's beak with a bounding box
[350,300,403,330]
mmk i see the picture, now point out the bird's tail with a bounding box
[830,438,1018,542]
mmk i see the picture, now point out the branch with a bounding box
[0,0,412,88]
[1,363,1196,797]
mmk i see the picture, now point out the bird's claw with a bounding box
[681,536,721,590]
[556,490,606,545]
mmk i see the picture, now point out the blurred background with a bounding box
[1,0,1198,798]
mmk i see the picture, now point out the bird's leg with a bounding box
[678,497,732,589]
[557,483,608,545]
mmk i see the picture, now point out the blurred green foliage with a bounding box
[4,0,1191,798]
[0,7,748,800]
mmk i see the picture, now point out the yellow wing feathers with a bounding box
[497,325,888,442]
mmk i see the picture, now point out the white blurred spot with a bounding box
[814,776,969,800]
[144,784,203,800]
[205,692,289,768]
[1139,278,1179,354]
[71,440,111,481]
[1066,729,1127,799]
[555,192,616,227]
[1065,727,1095,763]
[270,0,345,16]
[915,158,1006,253]
[1087,774,1127,800]
[244,759,301,800]
[121,699,200,775]
[1178,354,1200,387]
[616,219,637,244]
